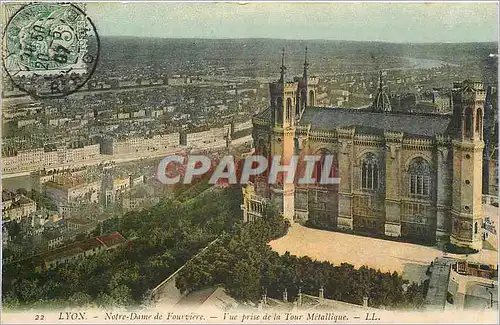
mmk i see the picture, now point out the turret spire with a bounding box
[303,46,309,79]
[378,70,383,92]
[373,70,391,112]
[280,47,286,82]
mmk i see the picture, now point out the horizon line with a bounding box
[98,35,499,45]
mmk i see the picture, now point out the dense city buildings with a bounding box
[100,133,180,155]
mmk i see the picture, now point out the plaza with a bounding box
[270,204,498,284]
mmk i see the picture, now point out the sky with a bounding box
[86,1,500,43]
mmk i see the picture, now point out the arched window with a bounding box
[313,149,337,185]
[465,112,472,138]
[300,89,307,113]
[408,157,431,196]
[476,108,482,135]
[256,139,266,156]
[253,140,268,180]
[286,98,292,121]
[361,153,379,190]
[309,90,315,106]
[276,97,283,123]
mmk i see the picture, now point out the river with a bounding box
[2,174,33,191]
[399,56,459,70]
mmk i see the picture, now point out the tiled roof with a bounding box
[77,238,103,252]
[2,190,15,202]
[39,237,103,263]
[254,107,272,121]
[175,285,237,309]
[16,196,35,205]
[299,107,451,138]
[96,232,127,248]
[43,247,83,262]
[67,218,93,225]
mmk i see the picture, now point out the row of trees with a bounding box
[175,205,429,310]
[2,185,243,310]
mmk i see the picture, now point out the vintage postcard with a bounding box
[1,1,499,324]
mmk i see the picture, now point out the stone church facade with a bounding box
[242,49,485,250]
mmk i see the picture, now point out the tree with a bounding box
[174,203,429,309]
[110,284,133,306]
[16,188,28,196]
[29,190,57,211]
[226,260,261,302]
[7,222,21,239]
[95,293,117,308]
[15,279,43,302]
[2,293,21,310]
[68,292,93,307]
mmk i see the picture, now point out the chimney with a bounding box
[363,296,369,308]
[283,288,288,302]
[319,287,324,300]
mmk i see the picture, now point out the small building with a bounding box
[447,260,498,310]
[2,225,10,246]
[432,88,452,114]
[123,195,160,212]
[40,238,104,270]
[66,218,94,232]
[47,233,65,250]
[2,190,37,223]
[36,231,128,271]
[175,285,238,311]
[45,174,101,213]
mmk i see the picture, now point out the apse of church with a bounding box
[242,50,485,250]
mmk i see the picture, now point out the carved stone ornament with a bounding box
[296,136,308,150]
[340,141,351,155]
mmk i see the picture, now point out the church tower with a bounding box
[269,48,297,222]
[296,47,318,117]
[450,80,485,250]
[270,49,295,129]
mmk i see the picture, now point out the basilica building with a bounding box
[242,49,485,250]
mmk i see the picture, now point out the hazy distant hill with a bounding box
[96,37,498,78]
